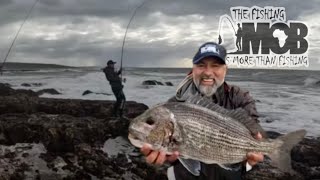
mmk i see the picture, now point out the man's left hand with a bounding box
[246,132,264,166]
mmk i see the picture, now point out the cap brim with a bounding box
[193,52,225,64]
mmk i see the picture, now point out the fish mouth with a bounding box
[128,132,145,148]
[128,133,172,155]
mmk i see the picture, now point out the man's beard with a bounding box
[194,77,224,97]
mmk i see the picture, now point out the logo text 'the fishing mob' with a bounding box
[220,6,309,68]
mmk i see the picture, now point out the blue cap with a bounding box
[192,42,227,64]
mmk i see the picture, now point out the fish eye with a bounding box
[146,117,155,125]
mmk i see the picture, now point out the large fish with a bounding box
[128,96,306,175]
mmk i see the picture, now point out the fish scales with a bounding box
[163,103,277,163]
[167,103,261,148]
[170,103,252,140]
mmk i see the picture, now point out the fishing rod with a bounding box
[0,0,40,76]
[218,15,236,44]
[120,0,149,81]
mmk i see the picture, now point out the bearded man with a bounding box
[140,42,266,180]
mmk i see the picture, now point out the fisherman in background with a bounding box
[102,60,126,117]
[141,42,266,180]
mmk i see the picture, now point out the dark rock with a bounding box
[4,151,16,159]
[245,161,304,180]
[82,90,111,96]
[142,80,173,86]
[0,83,13,96]
[64,171,92,180]
[0,84,319,180]
[37,88,61,96]
[21,83,31,87]
[82,90,93,96]
[0,83,38,97]
[21,83,43,87]
[22,153,29,158]
[142,80,164,86]
[266,118,275,123]
[266,131,282,139]
[32,83,43,87]
[0,95,147,118]
[15,89,38,96]
[155,81,164,85]
[0,95,39,114]
[0,113,133,151]
[142,80,158,86]
[2,83,11,87]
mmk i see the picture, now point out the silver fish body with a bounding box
[128,97,306,172]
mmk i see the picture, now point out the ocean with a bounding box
[1,64,320,138]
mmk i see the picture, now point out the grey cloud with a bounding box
[0,0,12,6]
[0,0,319,69]
[37,0,62,6]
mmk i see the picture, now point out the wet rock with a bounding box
[0,83,14,96]
[156,81,164,85]
[32,83,43,87]
[0,96,147,119]
[0,113,134,152]
[291,137,320,179]
[0,83,38,97]
[142,80,173,86]
[82,90,112,96]
[37,88,61,96]
[21,83,31,87]
[21,83,43,87]
[0,83,319,180]
[15,89,39,97]
[0,95,39,114]
[266,118,275,123]
[142,80,159,85]
[82,90,93,96]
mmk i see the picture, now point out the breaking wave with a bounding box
[304,77,320,87]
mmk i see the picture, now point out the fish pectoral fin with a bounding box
[218,163,242,171]
[178,158,201,176]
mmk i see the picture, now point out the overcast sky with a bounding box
[0,0,319,69]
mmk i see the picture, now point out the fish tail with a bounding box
[269,129,306,174]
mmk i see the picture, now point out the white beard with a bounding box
[194,78,224,97]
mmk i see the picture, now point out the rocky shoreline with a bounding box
[0,83,319,180]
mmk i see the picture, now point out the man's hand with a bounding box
[141,144,179,166]
[246,132,264,166]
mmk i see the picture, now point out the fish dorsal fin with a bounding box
[185,95,259,134]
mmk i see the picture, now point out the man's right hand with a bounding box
[246,132,264,167]
[141,144,179,165]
